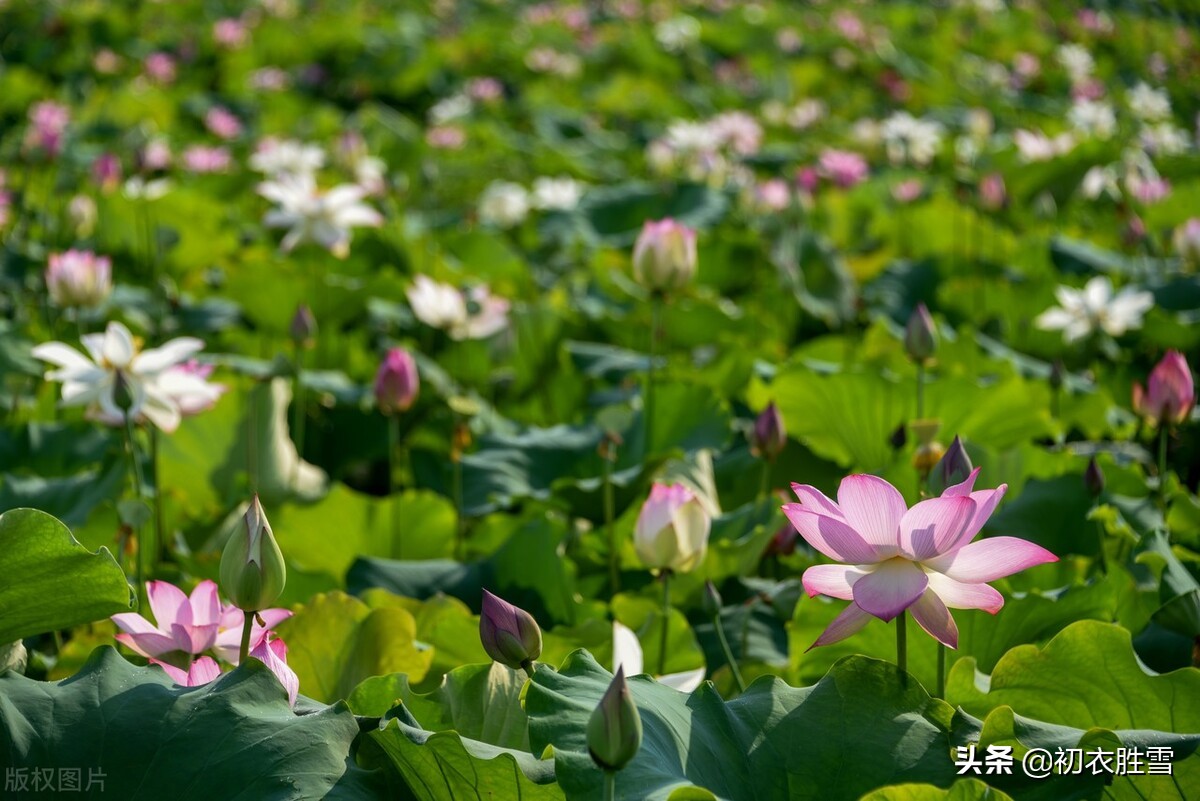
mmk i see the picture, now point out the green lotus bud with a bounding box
[587,667,643,772]
[479,589,542,671]
[904,303,937,363]
[220,495,287,611]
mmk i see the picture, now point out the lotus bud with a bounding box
[1133,351,1195,427]
[1085,456,1105,498]
[904,303,937,363]
[374,347,420,415]
[750,402,786,462]
[46,250,112,309]
[634,483,711,574]
[702,581,723,619]
[289,304,317,349]
[632,219,697,293]
[587,667,643,772]
[67,195,98,238]
[220,495,287,611]
[927,435,973,495]
[479,589,542,671]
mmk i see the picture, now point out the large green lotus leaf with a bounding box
[271,485,457,586]
[274,591,433,704]
[984,475,1102,557]
[790,575,1117,689]
[525,650,961,801]
[859,779,1013,801]
[0,646,381,799]
[359,592,490,689]
[368,706,563,801]
[350,661,530,751]
[947,621,1200,799]
[0,460,126,530]
[0,508,134,643]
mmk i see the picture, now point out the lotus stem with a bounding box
[123,413,145,589]
[239,609,254,665]
[936,641,945,699]
[1157,424,1169,508]
[603,449,618,599]
[915,362,925,420]
[896,611,907,681]
[645,295,661,455]
[151,426,165,569]
[713,611,747,693]
[521,659,537,680]
[291,342,307,490]
[658,571,671,676]
[388,414,401,558]
[603,769,616,801]
[758,459,771,503]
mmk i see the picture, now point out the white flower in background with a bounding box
[477,181,530,227]
[708,111,763,155]
[1080,165,1121,200]
[1127,82,1171,122]
[1035,276,1154,343]
[654,15,701,52]
[249,138,325,178]
[964,108,994,140]
[1056,43,1094,84]
[665,121,721,153]
[123,176,171,200]
[786,99,826,131]
[612,621,705,693]
[1068,100,1116,140]
[31,321,219,432]
[1140,122,1190,157]
[851,117,884,148]
[881,111,944,166]
[531,176,585,211]
[258,172,383,258]
[524,47,582,78]
[1013,129,1075,162]
[955,136,979,166]
[406,275,511,340]
[428,93,472,125]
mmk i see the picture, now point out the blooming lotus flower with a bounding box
[250,138,326,177]
[213,603,293,665]
[531,176,585,211]
[477,181,530,227]
[375,347,419,414]
[406,275,510,340]
[632,219,698,292]
[1133,351,1194,427]
[612,621,704,692]
[250,634,299,707]
[786,470,1057,649]
[152,656,222,687]
[26,101,69,158]
[817,149,869,188]
[259,172,382,258]
[45,250,112,309]
[1035,276,1153,343]
[113,580,222,659]
[32,321,212,432]
[161,360,225,417]
[634,483,710,573]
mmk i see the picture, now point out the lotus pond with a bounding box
[1,1,1200,799]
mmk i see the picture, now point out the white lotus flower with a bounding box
[531,176,585,211]
[31,321,218,433]
[249,138,325,178]
[1035,276,1154,343]
[477,181,530,228]
[612,621,705,693]
[1068,100,1116,140]
[406,275,510,340]
[1127,82,1171,123]
[258,172,382,258]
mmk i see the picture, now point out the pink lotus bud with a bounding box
[46,250,112,308]
[479,589,542,671]
[632,219,698,293]
[979,173,1007,211]
[91,153,122,193]
[374,347,419,415]
[634,483,710,573]
[1133,351,1195,426]
[751,401,787,461]
[796,166,821,194]
[290,304,318,348]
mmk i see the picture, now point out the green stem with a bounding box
[645,295,661,455]
[292,345,306,490]
[151,427,165,569]
[658,571,671,677]
[123,413,146,589]
[714,613,747,693]
[603,770,616,801]
[896,611,907,680]
[916,362,925,420]
[521,660,536,680]
[936,641,945,699]
[452,426,465,561]
[1157,424,1169,508]
[239,609,254,665]
[388,414,401,558]
[758,459,771,502]
[604,451,618,599]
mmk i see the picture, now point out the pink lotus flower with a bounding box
[26,101,70,157]
[212,602,293,665]
[251,635,299,707]
[205,107,243,140]
[182,145,232,174]
[152,656,221,687]
[144,52,177,84]
[46,250,112,309]
[817,149,868,188]
[113,580,222,658]
[785,470,1057,649]
[1133,351,1195,427]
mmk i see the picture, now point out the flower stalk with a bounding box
[658,570,671,677]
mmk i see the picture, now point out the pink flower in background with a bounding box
[1132,177,1171,204]
[213,18,248,48]
[1072,78,1106,102]
[0,189,10,228]
[796,166,820,194]
[182,145,232,173]
[161,359,226,417]
[144,52,177,83]
[375,348,420,414]
[785,470,1057,649]
[754,179,791,211]
[26,101,70,157]
[467,77,503,102]
[213,603,293,664]
[113,581,222,658]
[979,173,1007,211]
[140,139,172,172]
[818,149,868,188]
[891,179,922,204]
[1133,351,1194,427]
[91,153,122,192]
[251,635,299,706]
[205,107,243,140]
[152,656,222,687]
[426,125,466,150]
[46,250,112,309]
[250,67,291,91]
